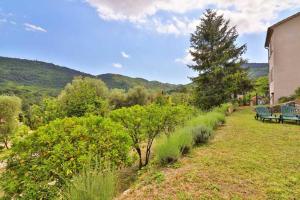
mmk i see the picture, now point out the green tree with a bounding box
[126,86,148,107]
[254,76,269,96]
[27,97,62,129]
[58,76,109,117]
[110,104,192,169]
[189,9,250,110]
[0,95,21,149]
[109,89,127,109]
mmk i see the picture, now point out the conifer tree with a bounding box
[189,9,251,110]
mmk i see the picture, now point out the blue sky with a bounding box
[0,0,299,84]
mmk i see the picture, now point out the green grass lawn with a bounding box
[117,107,300,200]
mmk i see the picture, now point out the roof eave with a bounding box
[264,28,273,48]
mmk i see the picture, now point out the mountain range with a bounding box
[0,57,178,108]
[0,56,268,108]
[242,63,269,79]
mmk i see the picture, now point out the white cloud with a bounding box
[175,48,195,65]
[112,63,123,68]
[121,51,130,58]
[86,0,300,35]
[24,23,47,32]
[0,18,7,23]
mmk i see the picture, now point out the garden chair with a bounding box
[255,106,279,122]
[280,105,300,124]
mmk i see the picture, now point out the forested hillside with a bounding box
[0,57,177,108]
[97,73,177,91]
[242,63,269,79]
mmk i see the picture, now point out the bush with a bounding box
[278,87,300,103]
[175,128,194,155]
[1,116,131,199]
[190,125,213,145]
[208,112,226,125]
[63,164,116,200]
[155,135,181,164]
[188,111,226,130]
[278,96,294,104]
[155,103,231,165]
[212,103,230,114]
[155,128,194,165]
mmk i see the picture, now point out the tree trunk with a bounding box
[4,139,9,149]
[144,138,154,166]
[135,147,143,169]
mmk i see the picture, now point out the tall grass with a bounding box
[63,165,116,200]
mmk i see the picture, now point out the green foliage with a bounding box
[254,76,269,96]
[97,73,177,91]
[110,105,146,168]
[174,128,194,155]
[155,135,181,164]
[1,116,131,199]
[58,76,109,117]
[0,57,178,114]
[109,89,127,109]
[0,95,21,149]
[294,87,300,98]
[110,104,192,168]
[63,164,116,200]
[155,103,230,165]
[189,10,251,110]
[278,87,300,103]
[190,125,213,145]
[169,92,192,105]
[242,63,269,79]
[278,96,293,104]
[25,77,110,129]
[126,86,149,106]
[27,97,62,129]
[155,127,194,165]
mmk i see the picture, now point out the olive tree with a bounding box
[126,86,149,107]
[0,95,21,149]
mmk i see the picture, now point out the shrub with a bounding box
[188,111,226,130]
[63,164,116,200]
[278,96,294,104]
[278,87,300,103]
[174,128,194,155]
[155,135,181,164]
[155,128,194,165]
[208,112,226,125]
[155,103,232,165]
[212,103,230,114]
[190,125,213,145]
[1,116,131,199]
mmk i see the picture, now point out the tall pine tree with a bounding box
[189,9,251,110]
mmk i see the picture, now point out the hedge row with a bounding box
[155,103,236,165]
